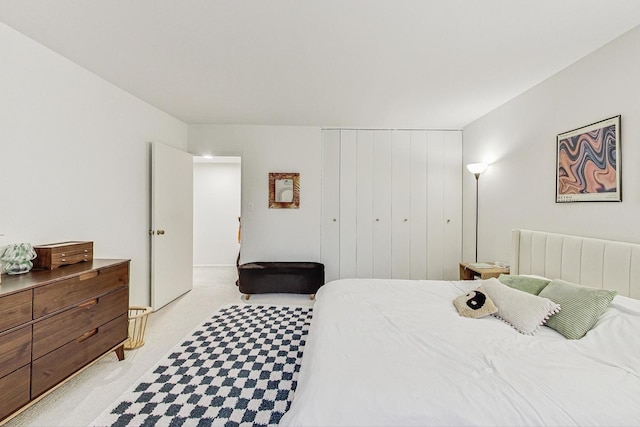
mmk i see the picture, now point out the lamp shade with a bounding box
[466,163,488,175]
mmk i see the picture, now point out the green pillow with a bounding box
[498,274,550,295]
[538,279,616,340]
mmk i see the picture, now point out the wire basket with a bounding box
[125,306,152,350]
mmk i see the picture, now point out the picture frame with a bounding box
[269,172,300,209]
[556,115,621,203]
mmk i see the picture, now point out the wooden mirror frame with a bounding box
[269,172,300,209]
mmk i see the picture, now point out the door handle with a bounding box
[157,229,165,235]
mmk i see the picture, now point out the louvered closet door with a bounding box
[321,130,341,283]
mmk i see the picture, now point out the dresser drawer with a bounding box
[51,249,92,267]
[0,290,32,333]
[32,313,128,397]
[0,325,32,378]
[33,287,129,359]
[0,365,31,420]
[33,262,129,318]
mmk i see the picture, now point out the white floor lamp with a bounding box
[466,163,488,262]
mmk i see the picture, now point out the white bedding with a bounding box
[280,278,640,426]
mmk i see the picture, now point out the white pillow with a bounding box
[482,278,560,335]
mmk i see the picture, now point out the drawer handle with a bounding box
[79,271,99,281]
[78,299,98,309]
[77,328,98,343]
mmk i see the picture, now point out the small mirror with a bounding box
[269,173,299,208]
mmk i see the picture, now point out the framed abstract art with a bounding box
[269,172,300,208]
[556,115,621,203]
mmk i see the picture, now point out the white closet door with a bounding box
[391,131,411,279]
[410,131,428,279]
[427,131,445,279]
[322,128,462,282]
[356,130,374,277]
[321,130,341,283]
[373,130,392,278]
[339,130,357,278]
[442,131,462,280]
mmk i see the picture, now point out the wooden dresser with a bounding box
[0,259,130,422]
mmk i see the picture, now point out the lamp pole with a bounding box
[474,172,480,263]
[466,163,488,263]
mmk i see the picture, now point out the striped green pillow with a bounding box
[539,279,616,340]
[498,274,550,295]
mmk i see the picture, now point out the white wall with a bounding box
[188,125,322,264]
[462,25,640,263]
[0,22,188,305]
[193,161,241,266]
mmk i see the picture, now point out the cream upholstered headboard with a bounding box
[511,229,640,299]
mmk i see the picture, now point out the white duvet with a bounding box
[279,278,640,426]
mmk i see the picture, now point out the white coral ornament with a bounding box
[1,243,37,274]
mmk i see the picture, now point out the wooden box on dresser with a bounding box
[0,259,130,423]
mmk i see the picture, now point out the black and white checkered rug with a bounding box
[91,304,313,427]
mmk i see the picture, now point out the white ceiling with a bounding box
[2,0,640,129]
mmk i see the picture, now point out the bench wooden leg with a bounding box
[244,294,251,300]
[310,294,315,300]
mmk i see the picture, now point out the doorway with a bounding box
[193,156,242,267]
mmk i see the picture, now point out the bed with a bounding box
[279,230,640,426]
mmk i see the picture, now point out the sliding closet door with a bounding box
[372,131,392,279]
[321,130,341,283]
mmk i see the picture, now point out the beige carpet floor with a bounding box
[5,266,314,427]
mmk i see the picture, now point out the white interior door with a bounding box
[151,141,194,311]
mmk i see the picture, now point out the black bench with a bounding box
[237,262,324,300]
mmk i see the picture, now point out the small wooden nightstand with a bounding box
[459,262,510,280]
